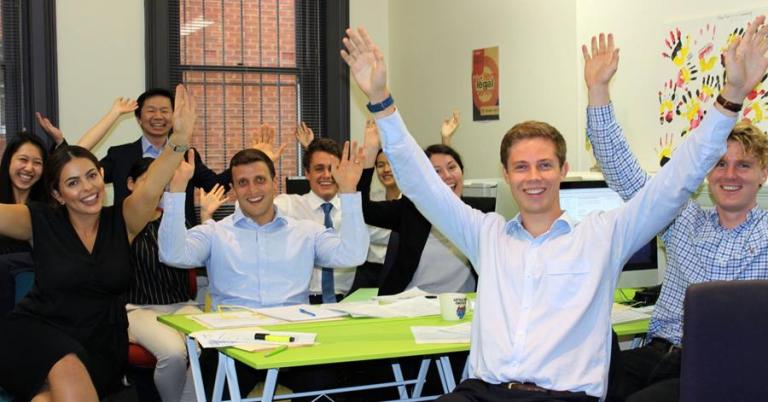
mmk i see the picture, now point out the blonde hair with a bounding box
[728,121,768,168]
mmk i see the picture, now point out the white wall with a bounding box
[56,1,145,159]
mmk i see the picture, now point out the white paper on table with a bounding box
[328,297,440,318]
[375,287,434,304]
[611,303,652,324]
[190,327,317,349]
[411,322,472,344]
[254,304,348,322]
[189,311,285,329]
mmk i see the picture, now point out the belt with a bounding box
[501,381,593,399]
[648,337,682,354]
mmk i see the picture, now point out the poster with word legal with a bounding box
[472,46,500,121]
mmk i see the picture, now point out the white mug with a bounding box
[439,293,468,321]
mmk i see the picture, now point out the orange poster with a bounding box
[472,46,500,121]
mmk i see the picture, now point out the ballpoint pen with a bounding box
[298,307,316,317]
[264,344,288,358]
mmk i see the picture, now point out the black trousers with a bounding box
[615,338,681,402]
[436,379,599,402]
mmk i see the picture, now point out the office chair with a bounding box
[680,280,768,402]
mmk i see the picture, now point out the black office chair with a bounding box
[680,280,768,402]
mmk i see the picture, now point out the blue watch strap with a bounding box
[366,95,394,113]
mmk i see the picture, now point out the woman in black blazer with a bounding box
[360,127,476,295]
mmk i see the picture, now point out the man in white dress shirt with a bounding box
[340,17,768,401]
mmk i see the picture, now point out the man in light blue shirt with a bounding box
[158,146,370,309]
[340,18,768,401]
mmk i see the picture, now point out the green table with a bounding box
[159,302,472,402]
[160,288,650,402]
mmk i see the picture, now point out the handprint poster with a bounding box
[655,8,768,165]
[472,46,500,121]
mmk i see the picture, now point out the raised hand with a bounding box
[582,33,620,106]
[35,112,65,145]
[111,97,138,115]
[340,27,389,104]
[721,15,768,103]
[440,110,460,146]
[170,149,195,192]
[295,122,314,149]
[331,141,365,193]
[363,118,380,167]
[171,84,197,143]
[251,123,287,161]
[199,183,232,222]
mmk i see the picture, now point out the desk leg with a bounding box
[434,359,447,393]
[186,336,207,402]
[223,355,242,402]
[438,356,456,393]
[461,357,469,382]
[262,368,279,402]
[411,358,431,398]
[212,353,227,402]
[390,362,410,400]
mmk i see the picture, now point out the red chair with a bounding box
[127,270,200,380]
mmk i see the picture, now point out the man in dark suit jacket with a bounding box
[100,88,230,226]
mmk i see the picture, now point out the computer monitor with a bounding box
[559,180,659,288]
[286,176,310,195]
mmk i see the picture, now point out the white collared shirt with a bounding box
[375,106,734,397]
[158,192,369,309]
[141,135,166,158]
[274,191,356,294]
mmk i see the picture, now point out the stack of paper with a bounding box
[254,304,348,322]
[375,287,434,304]
[611,303,652,324]
[411,322,472,344]
[328,297,440,318]
[190,311,284,329]
[190,327,317,350]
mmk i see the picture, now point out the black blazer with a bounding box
[100,138,231,226]
[358,168,478,295]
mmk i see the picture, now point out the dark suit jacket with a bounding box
[357,168,434,295]
[100,137,231,226]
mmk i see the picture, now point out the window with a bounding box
[146,0,349,189]
[0,0,58,155]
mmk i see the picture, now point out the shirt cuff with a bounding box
[375,109,407,146]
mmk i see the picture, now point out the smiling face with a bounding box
[9,142,44,195]
[503,137,568,219]
[52,157,105,216]
[137,95,173,139]
[375,152,396,189]
[707,139,768,218]
[232,161,277,225]
[429,153,464,196]
[305,151,339,201]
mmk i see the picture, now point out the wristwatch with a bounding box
[168,140,190,153]
[366,94,394,113]
[716,94,743,113]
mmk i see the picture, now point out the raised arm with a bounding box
[122,85,194,241]
[358,117,402,230]
[582,33,649,201]
[314,141,370,267]
[250,123,287,162]
[76,97,138,150]
[610,16,768,263]
[440,110,460,146]
[341,27,484,266]
[36,113,65,148]
[295,122,315,150]
[199,183,231,222]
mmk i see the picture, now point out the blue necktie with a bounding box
[320,203,336,303]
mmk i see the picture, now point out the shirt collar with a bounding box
[232,201,286,229]
[710,204,766,231]
[505,211,574,242]
[305,190,341,212]
[141,135,166,156]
